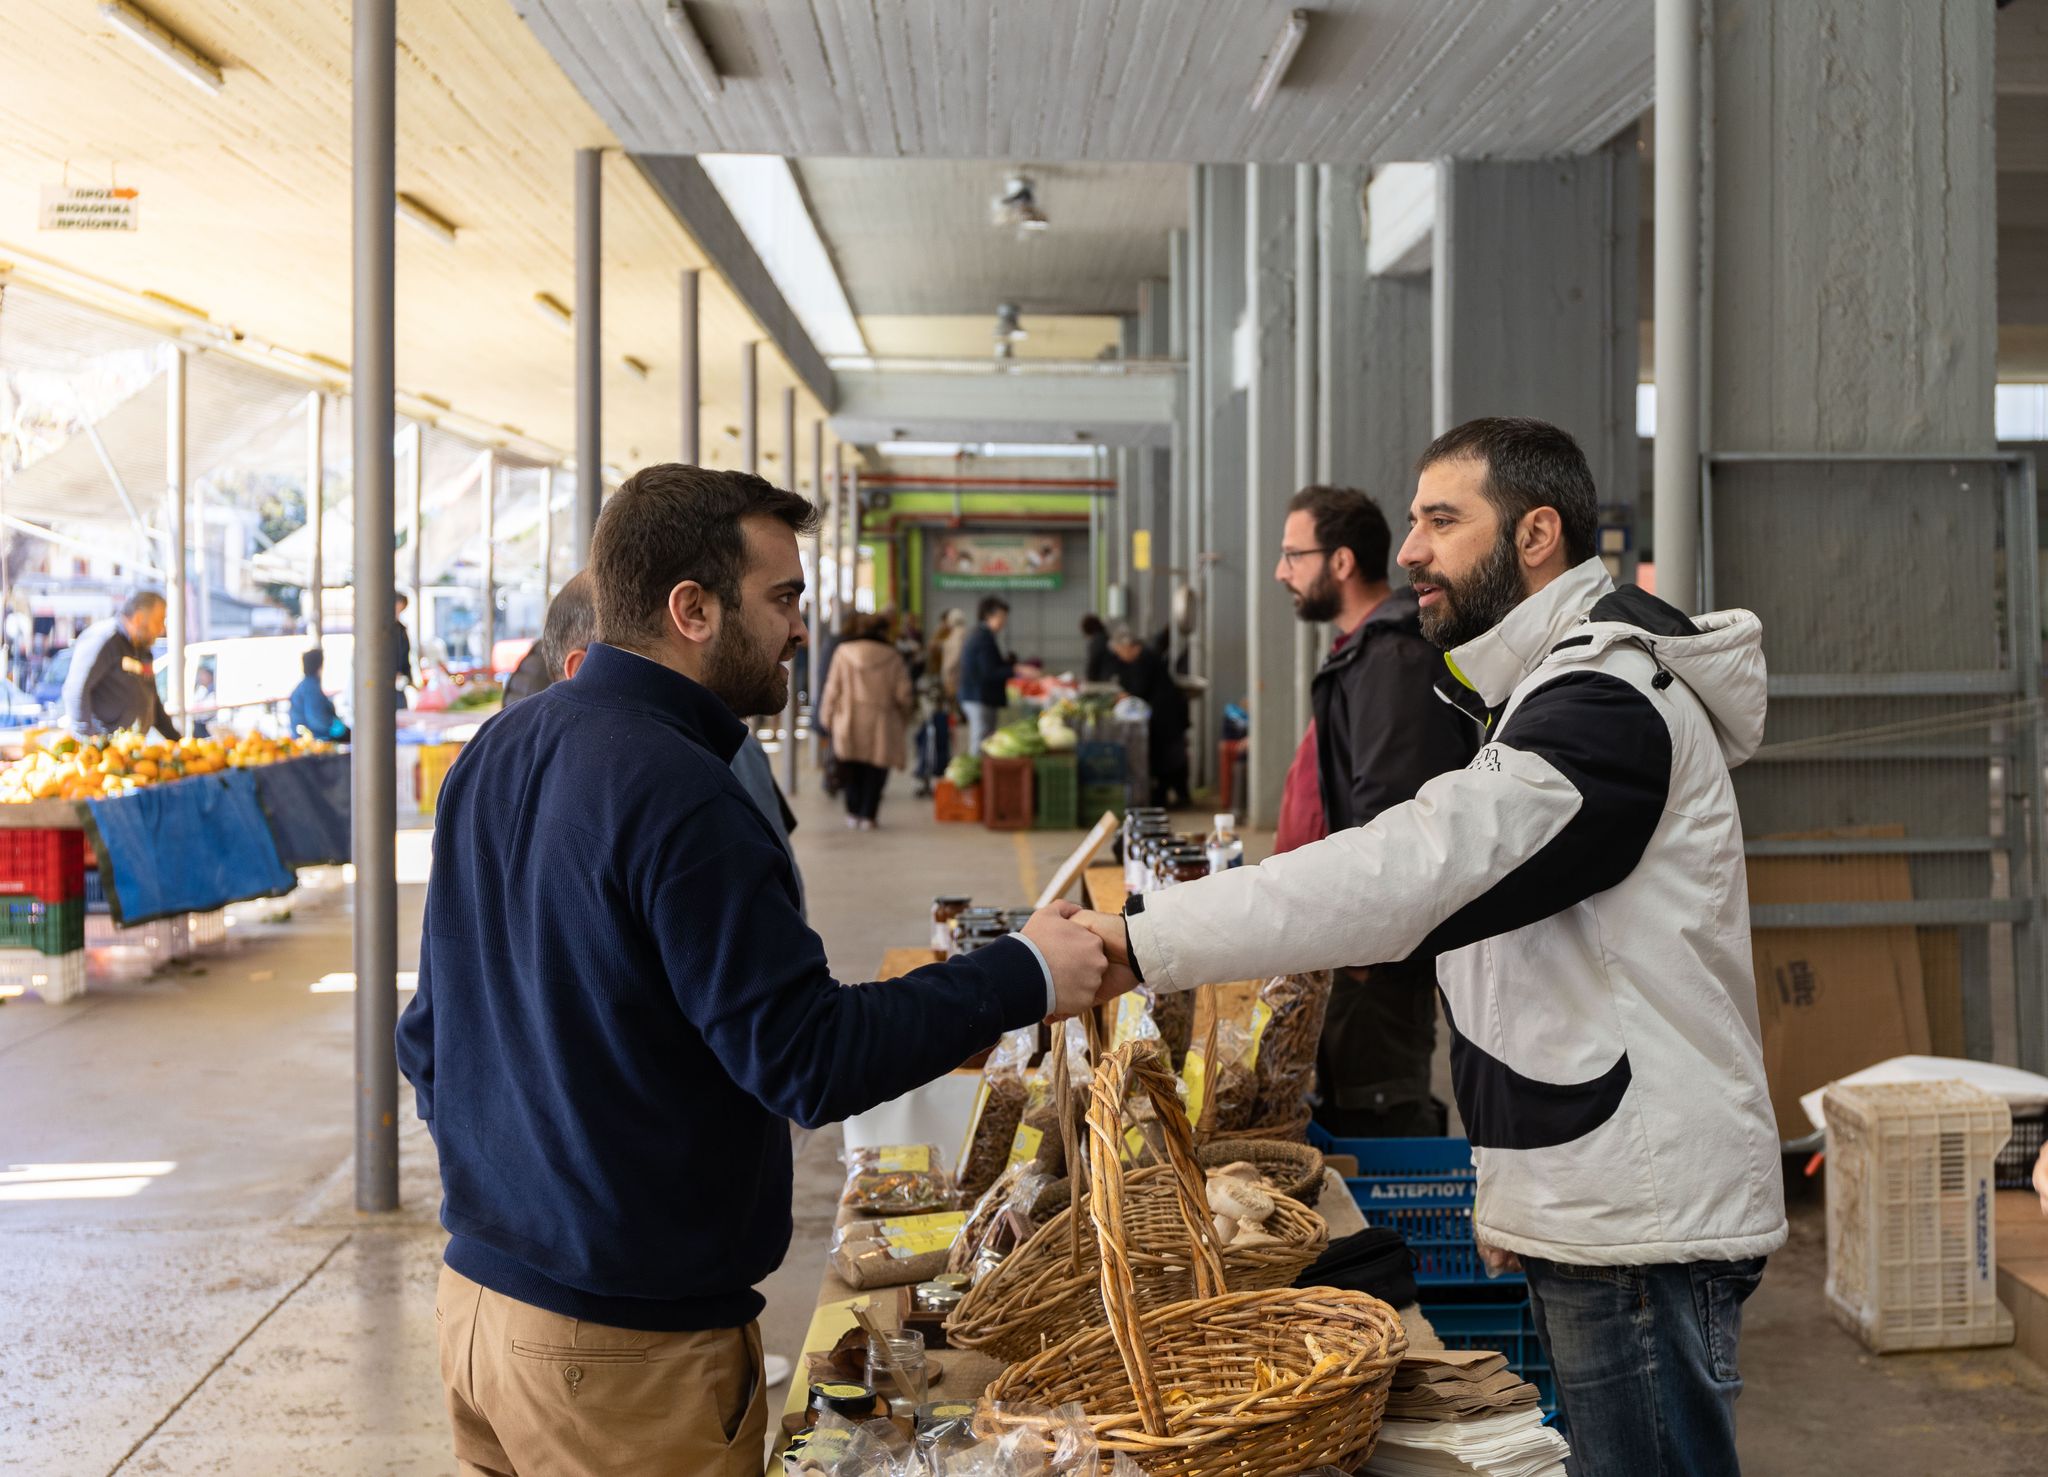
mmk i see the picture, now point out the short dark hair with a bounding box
[302,648,324,676]
[977,595,1009,622]
[1415,417,1599,566]
[539,570,596,681]
[1080,614,1105,637]
[121,589,166,619]
[591,463,818,650]
[1286,485,1391,584]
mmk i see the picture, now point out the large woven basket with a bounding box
[946,1031,1328,1363]
[980,1042,1406,1475]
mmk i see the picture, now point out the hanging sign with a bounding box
[40,184,140,231]
[1132,529,1153,572]
[932,533,1064,590]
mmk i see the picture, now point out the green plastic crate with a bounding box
[1034,753,1079,829]
[1080,782,1127,825]
[0,895,86,956]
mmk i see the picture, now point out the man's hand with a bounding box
[2035,1141,2047,1216]
[1021,905,1114,1019]
[1045,902,1141,1008]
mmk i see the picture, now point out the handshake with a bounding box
[1019,901,1139,1019]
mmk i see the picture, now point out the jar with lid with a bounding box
[949,907,1006,953]
[807,1380,880,1425]
[864,1328,929,1416]
[1164,844,1210,887]
[931,896,973,952]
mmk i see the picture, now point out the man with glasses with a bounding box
[1275,486,1476,1138]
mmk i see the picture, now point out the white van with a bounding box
[158,635,356,733]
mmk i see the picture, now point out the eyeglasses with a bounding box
[1277,547,1328,567]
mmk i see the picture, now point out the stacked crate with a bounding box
[83,860,194,974]
[0,829,88,1003]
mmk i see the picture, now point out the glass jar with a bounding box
[950,907,1006,954]
[808,1380,879,1424]
[913,1281,964,1315]
[1166,844,1210,886]
[931,896,972,953]
[864,1328,929,1415]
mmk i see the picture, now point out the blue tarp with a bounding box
[85,769,298,925]
[251,752,351,869]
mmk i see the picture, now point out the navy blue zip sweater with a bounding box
[395,643,1048,1331]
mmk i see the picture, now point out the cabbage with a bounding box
[982,721,1047,759]
[1038,712,1078,751]
[946,754,981,789]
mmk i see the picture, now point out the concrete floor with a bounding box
[2,768,2047,1474]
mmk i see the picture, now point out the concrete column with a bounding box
[1432,134,1640,513]
[479,452,496,666]
[845,462,860,611]
[1181,190,1204,712]
[1290,163,1319,747]
[406,423,424,616]
[1200,164,1249,797]
[539,466,555,603]
[1165,231,1188,660]
[825,440,842,629]
[1653,0,1703,613]
[351,0,399,1214]
[573,146,603,569]
[780,386,798,794]
[1243,164,1296,831]
[1319,166,1433,531]
[831,441,847,618]
[809,418,825,764]
[741,342,759,474]
[306,392,324,638]
[679,267,701,465]
[164,346,187,721]
[1134,278,1171,639]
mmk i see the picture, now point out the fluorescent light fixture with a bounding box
[875,441,1107,460]
[101,1,223,93]
[699,156,869,359]
[1249,9,1310,113]
[395,192,459,244]
[533,292,574,333]
[139,289,211,325]
[662,0,724,94]
[621,355,651,381]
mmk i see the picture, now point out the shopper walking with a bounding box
[394,592,417,709]
[1070,418,1786,1477]
[957,595,1015,754]
[1108,624,1189,806]
[399,463,1129,1476]
[819,612,915,828]
[1275,485,1477,1138]
[62,590,178,739]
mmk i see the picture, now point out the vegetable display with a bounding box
[0,729,335,803]
[980,721,1048,760]
[945,754,982,789]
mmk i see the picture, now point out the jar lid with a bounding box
[811,1381,873,1401]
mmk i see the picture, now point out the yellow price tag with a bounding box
[1123,1125,1148,1164]
[1182,1049,1208,1127]
[1247,1000,1274,1072]
[1112,992,1147,1047]
[886,1230,960,1256]
[876,1145,931,1172]
[1008,1123,1045,1168]
[877,1211,965,1239]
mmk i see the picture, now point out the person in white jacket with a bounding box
[1071,416,1787,1477]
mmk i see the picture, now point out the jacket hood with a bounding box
[836,638,898,666]
[1445,559,1767,766]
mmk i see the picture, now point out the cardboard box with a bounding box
[1749,827,1930,1138]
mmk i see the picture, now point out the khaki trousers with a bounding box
[435,1264,768,1477]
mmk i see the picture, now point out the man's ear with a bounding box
[1517,507,1565,571]
[666,581,719,646]
[1328,545,1356,585]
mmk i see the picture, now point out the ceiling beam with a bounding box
[830,368,1175,449]
[631,154,837,411]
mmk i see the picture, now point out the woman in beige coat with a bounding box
[819,613,916,828]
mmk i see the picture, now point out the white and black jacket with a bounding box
[1127,559,1788,1266]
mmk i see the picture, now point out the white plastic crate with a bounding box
[84,912,188,961]
[188,908,227,950]
[0,947,86,1004]
[1824,1079,2015,1352]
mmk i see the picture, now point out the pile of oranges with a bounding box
[0,729,334,803]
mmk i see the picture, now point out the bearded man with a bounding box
[397,464,1132,1474]
[1272,483,1477,1137]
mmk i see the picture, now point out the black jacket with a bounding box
[1084,629,1115,683]
[959,622,1014,707]
[1312,587,1476,831]
[1116,645,1188,746]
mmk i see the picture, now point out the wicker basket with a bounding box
[947,1034,1329,1363]
[1198,1139,1324,1207]
[980,1042,1406,1475]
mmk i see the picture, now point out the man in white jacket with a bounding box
[1075,417,1786,1477]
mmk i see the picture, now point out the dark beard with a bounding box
[1292,568,1342,624]
[704,619,789,718]
[1414,530,1527,650]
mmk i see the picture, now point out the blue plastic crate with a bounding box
[84,866,108,914]
[1076,740,1128,789]
[1308,1128,1521,1288]
[1421,1296,1556,1414]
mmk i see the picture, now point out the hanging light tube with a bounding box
[100,1,224,94]
[1248,9,1309,113]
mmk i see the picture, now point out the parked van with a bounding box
[156,635,356,732]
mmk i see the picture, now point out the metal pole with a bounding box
[352,0,399,1214]
[307,392,325,638]
[194,477,209,645]
[741,342,759,475]
[680,268,701,465]
[406,422,423,654]
[165,346,187,721]
[830,441,845,623]
[540,467,556,603]
[1291,162,1319,743]
[1186,168,1208,790]
[809,419,825,765]
[846,461,860,610]
[480,452,496,671]
[780,386,798,794]
[1655,0,1702,613]
[573,146,603,570]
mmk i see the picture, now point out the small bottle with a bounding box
[1205,813,1243,875]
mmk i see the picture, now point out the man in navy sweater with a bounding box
[397,463,1125,1474]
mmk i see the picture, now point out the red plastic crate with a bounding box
[982,757,1035,831]
[934,779,983,823]
[0,829,85,902]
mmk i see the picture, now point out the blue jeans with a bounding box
[1523,1255,1766,1477]
[963,701,1000,755]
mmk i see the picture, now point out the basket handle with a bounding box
[1084,1038,1227,1439]
[1052,1017,1084,1272]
